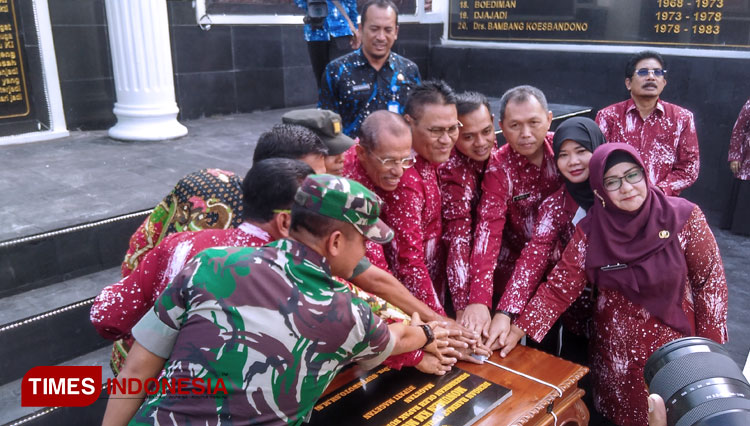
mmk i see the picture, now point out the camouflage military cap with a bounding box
[294,174,394,244]
[281,109,355,155]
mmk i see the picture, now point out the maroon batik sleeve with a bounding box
[467,153,511,308]
[498,188,574,315]
[382,171,446,316]
[515,227,589,342]
[728,100,750,179]
[439,155,481,311]
[682,207,728,343]
[91,243,169,340]
[382,350,424,370]
[595,109,615,146]
[660,109,699,196]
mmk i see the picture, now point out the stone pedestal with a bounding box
[104,0,187,141]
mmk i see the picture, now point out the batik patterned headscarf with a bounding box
[121,168,243,276]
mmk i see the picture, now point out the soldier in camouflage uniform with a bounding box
[102,174,453,426]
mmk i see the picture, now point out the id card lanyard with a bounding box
[387,71,406,114]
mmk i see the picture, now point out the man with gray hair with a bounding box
[343,110,415,277]
[344,108,489,370]
[343,110,414,290]
[349,110,415,191]
[342,110,454,374]
[462,85,562,343]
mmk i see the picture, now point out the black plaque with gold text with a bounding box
[0,0,29,119]
[450,0,750,49]
[308,365,511,426]
[205,0,417,15]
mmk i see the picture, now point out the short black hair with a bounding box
[497,85,548,122]
[253,124,328,164]
[625,50,666,79]
[404,80,457,121]
[361,0,399,26]
[455,91,491,117]
[242,158,314,222]
[358,110,410,151]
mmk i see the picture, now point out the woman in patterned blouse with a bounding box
[501,143,728,426]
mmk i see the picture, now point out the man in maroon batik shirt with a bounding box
[462,85,561,342]
[437,91,496,321]
[721,98,750,233]
[381,80,460,316]
[596,50,699,196]
[343,110,415,275]
[343,109,489,366]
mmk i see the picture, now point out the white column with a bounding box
[104,0,187,141]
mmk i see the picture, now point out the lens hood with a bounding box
[645,337,750,426]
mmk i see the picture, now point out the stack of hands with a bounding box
[408,313,493,375]
[458,304,525,358]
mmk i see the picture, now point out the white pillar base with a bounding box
[105,0,187,142]
[108,103,188,141]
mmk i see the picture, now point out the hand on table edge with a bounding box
[499,324,526,358]
[416,352,454,376]
[486,312,513,351]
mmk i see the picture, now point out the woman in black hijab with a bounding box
[485,117,606,350]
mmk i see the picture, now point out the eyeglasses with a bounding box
[368,151,417,169]
[425,121,463,139]
[603,167,645,191]
[634,68,667,77]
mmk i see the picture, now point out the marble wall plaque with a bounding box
[449,0,750,49]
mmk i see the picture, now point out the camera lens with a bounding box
[308,0,327,19]
[644,337,750,426]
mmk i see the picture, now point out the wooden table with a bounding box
[460,346,589,426]
[323,345,590,426]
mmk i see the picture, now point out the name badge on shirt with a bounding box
[512,193,531,202]
[600,263,628,271]
[352,83,371,92]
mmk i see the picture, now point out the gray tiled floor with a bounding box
[713,227,750,365]
[0,346,113,424]
[2,107,748,366]
[1,109,296,242]
[0,267,120,325]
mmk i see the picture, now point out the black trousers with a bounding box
[307,36,353,89]
[721,178,750,235]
